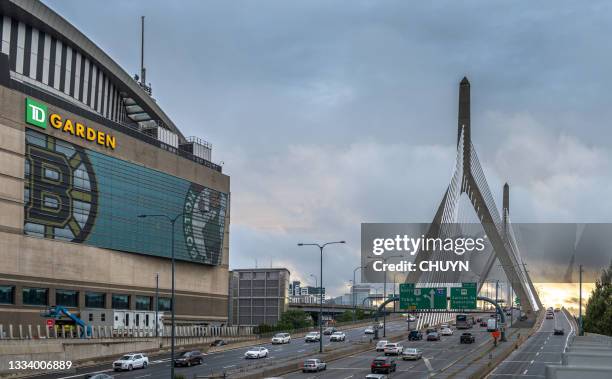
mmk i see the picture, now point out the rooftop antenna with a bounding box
[140,16,146,87]
[136,16,152,96]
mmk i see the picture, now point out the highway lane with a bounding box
[284,312,517,379]
[487,309,573,379]
[29,320,408,379]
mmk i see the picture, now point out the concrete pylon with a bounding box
[406,77,540,317]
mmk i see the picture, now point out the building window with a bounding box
[135,296,152,311]
[101,313,106,322]
[158,297,172,312]
[0,286,15,304]
[56,289,79,307]
[22,287,48,306]
[88,313,93,322]
[112,294,130,309]
[85,292,105,308]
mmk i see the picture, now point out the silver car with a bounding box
[402,348,423,360]
[302,359,326,372]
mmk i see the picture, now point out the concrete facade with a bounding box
[0,2,231,327]
[228,268,290,326]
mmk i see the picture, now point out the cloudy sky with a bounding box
[45,0,612,297]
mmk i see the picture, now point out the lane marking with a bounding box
[523,369,529,374]
[222,364,235,369]
[134,375,151,379]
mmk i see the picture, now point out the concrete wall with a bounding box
[0,84,231,324]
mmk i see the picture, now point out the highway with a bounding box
[24,310,527,379]
[486,309,574,378]
[283,311,519,379]
[26,320,408,379]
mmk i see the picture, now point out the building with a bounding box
[228,268,290,326]
[0,0,230,327]
[289,281,301,296]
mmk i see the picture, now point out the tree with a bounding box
[277,309,313,330]
[583,260,612,336]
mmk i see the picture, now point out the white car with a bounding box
[271,333,291,344]
[383,342,404,356]
[244,347,269,359]
[376,340,389,352]
[402,348,423,360]
[364,327,375,334]
[407,315,416,322]
[440,323,450,329]
[330,331,346,341]
[302,359,326,372]
[440,327,454,336]
[305,332,321,342]
[113,353,148,371]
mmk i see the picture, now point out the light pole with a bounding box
[368,255,401,337]
[352,266,364,322]
[155,272,159,337]
[139,212,186,379]
[298,241,346,353]
[310,274,318,289]
[579,264,583,336]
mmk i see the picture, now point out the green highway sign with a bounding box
[450,282,477,309]
[399,284,447,310]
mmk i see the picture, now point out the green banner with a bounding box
[450,283,477,309]
[400,284,447,310]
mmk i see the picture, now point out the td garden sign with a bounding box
[25,98,117,150]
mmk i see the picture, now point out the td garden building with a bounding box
[0,1,231,327]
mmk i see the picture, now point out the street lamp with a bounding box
[368,255,402,337]
[310,274,318,289]
[138,212,186,379]
[352,265,365,322]
[298,241,346,353]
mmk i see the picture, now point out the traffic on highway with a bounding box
[25,308,529,379]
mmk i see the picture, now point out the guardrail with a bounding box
[0,324,254,340]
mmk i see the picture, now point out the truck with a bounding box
[456,314,474,329]
[486,318,498,332]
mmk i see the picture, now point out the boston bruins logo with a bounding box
[183,184,227,265]
[24,130,98,242]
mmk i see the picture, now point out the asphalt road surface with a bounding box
[486,309,574,379]
[24,320,408,379]
[283,311,519,379]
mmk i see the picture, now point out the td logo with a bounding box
[25,98,48,129]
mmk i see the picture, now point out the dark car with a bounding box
[210,339,226,347]
[476,317,483,323]
[86,375,113,379]
[323,327,337,335]
[553,328,565,335]
[460,333,475,344]
[427,332,440,341]
[408,330,423,341]
[174,351,204,367]
[371,356,397,374]
[480,320,488,327]
[425,328,437,334]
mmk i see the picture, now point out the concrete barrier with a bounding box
[562,351,612,367]
[546,365,612,379]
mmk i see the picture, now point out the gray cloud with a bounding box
[44,0,612,296]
